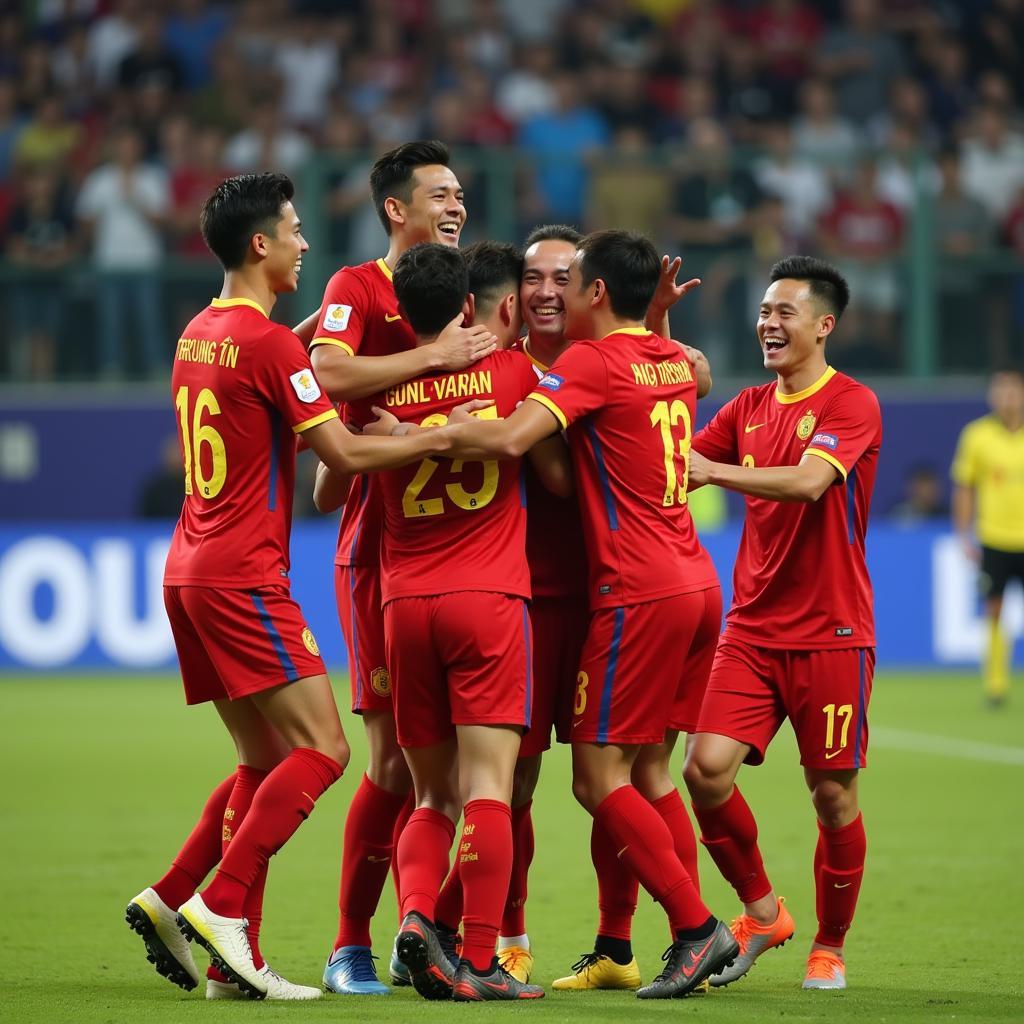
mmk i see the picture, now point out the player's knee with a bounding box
[369,746,411,792]
[631,761,672,801]
[571,774,599,813]
[809,778,854,827]
[682,755,729,806]
[315,731,350,773]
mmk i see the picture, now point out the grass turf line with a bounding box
[1,670,1021,1022]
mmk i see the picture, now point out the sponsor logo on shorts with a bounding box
[301,627,320,655]
[538,372,564,391]
[289,369,322,403]
[370,666,391,697]
[323,303,352,332]
[810,432,839,449]
[797,411,816,440]
[834,627,853,637]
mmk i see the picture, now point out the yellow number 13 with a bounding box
[175,385,227,499]
[650,399,692,507]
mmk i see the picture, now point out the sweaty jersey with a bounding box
[528,327,718,610]
[513,338,588,598]
[311,258,415,567]
[693,366,881,649]
[164,297,337,588]
[950,415,1024,551]
[372,350,539,604]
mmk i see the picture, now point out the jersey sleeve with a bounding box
[950,422,979,486]
[802,384,881,480]
[525,342,608,429]
[310,267,371,356]
[692,397,741,464]
[253,324,339,433]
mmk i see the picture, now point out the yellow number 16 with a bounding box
[174,385,227,499]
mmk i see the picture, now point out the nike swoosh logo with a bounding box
[483,979,511,993]
[824,749,845,760]
[367,855,390,862]
[681,935,716,978]
[834,882,852,889]
[385,313,402,322]
[744,423,766,433]
[617,845,629,858]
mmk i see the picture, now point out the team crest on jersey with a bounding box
[810,432,839,449]
[538,373,564,391]
[290,369,322,403]
[796,411,816,440]
[301,627,320,656]
[370,667,391,697]
[323,303,352,332]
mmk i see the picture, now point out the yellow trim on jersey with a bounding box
[293,408,339,434]
[211,296,269,318]
[522,338,550,372]
[376,257,393,281]
[804,447,847,480]
[528,393,568,430]
[775,366,836,404]
[310,336,355,356]
[601,326,652,340]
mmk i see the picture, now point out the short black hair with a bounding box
[524,223,583,248]
[464,240,523,318]
[769,255,850,320]
[576,229,660,321]
[393,242,467,337]
[200,172,294,270]
[369,139,451,235]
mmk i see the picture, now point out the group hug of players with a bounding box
[124,141,882,1003]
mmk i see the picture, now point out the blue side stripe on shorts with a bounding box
[251,592,298,680]
[597,607,626,743]
[346,476,370,704]
[853,649,867,769]
[584,421,619,532]
[522,600,533,728]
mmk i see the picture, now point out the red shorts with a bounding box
[697,637,875,770]
[384,592,532,749]
[571,587,721,746]
[164,585,325,705]
[334,565,391,714]
[520,595,589,758]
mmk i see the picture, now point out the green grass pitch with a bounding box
[2,670,1021,1022]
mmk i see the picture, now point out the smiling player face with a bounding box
[396,164,466,247]
[562,253,598,341]
[520,238,577,342]
[265,201,308,293]
[756,278,832,377]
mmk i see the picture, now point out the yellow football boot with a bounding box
[552,951,641,991]
[497,945,534,983]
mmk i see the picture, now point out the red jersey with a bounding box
[528,327,718,610]
[311,258,416,567]
[692,366,881,649]
[513,338,588,598]
[372,350,539,604]
[164,297,338,588]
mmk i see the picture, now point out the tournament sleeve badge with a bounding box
[323,304,352,332]
[290,369,323,403]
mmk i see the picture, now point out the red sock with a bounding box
[434,862,463,931]
[652,789,700,896]
[202,748,343,917]
[591,818,638,940]
[594,786,709,932]
[692,787,771,904]
[500,800,534,937]
[814,814,866,947]
[460,799,513,971]
[334,775,410,950]
[397,807,456,920]
[390,792,416,918]
[152,772,236,911]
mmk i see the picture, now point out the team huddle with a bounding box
[124,141,882,1003]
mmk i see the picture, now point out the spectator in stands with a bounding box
[960,104,1024,224]
[4,165,76,380]
[876,122,940,212]
[137,434,184,519]
[163,0,229,90]
[76,125,169,379]
[818,0,906,124]
[117,9,184,94]
[744,0,823,115]
[792,77,862,176]
[186,42,250,135]
[921,35,973,139]
[496,42,558,124]
[13,92,82,173]
[224,97,311,176]
[889,463,948,523]
[273,15,342,129]
[87,0,142,89]
[169,123,228,258]
[587,124,669,240]
[0,78,26,182]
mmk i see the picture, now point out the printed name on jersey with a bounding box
[538,372,564,392]
[323,303,353,332]
[289,368,322,403]
[810,432,839,449]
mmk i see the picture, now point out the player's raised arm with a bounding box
[312,460,350,514]
[689,448,838,503]
[301,414,453,476]
[444,399,562,461]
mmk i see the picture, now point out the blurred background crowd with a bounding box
[0,0,1022,382]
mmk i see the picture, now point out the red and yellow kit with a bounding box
[513,338,589,755]
[692,366,882,768]
[527,328,720,745]
[164,297,337,700]
[311,258,415,712]
[373,350,540,747]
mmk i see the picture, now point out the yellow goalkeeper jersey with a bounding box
[951,415,1024,551]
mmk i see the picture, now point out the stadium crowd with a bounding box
[1,0,1023,380]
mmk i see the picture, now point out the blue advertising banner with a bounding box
[0,523,1019,672]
